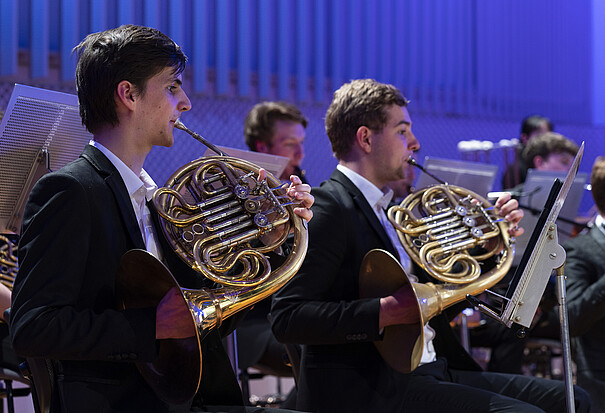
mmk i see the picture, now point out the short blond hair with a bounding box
[325,79,408,160]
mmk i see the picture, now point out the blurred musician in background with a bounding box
[237,101,310,408]
[9,25,312,413]
[563,156,605,413]
[244,101,308,183]
[518,132,579,185]
[501,115,554,189]
[271,78,590,412]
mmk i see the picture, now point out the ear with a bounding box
[356,126,373,154]
[255,141,270,154]
[115,80,137,111]
[520,134,529,145]
[533,155,545,169]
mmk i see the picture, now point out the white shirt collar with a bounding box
[595,214,605,235]
[89,140,158,200]
[337,164,393,210]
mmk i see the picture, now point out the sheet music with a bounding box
[414,156,498,198]
[202,146,290,180]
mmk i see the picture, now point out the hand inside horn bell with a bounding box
[378,284,420,329]
[156,287,196,339]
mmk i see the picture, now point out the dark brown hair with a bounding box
[73,25,187,134]
[244,101,308,151]
[591,156,605,215]
[521,132,579,167]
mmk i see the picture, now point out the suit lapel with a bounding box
[81,145,146,250]
[330,169,398,257]
[590,226,605,256]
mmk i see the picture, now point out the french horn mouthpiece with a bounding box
[174,118,187,131]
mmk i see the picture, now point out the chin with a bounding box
[160,133,174,148]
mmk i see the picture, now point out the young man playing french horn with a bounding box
[271,78,591,413]
[10,25,312,413]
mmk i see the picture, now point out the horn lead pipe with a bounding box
[407,156,447,185]
[174,119,228,157]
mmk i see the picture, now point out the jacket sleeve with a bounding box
[11,172,158,362]
[271,185,382,345]
[564,236,605,337]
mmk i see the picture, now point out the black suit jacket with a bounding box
[564,226,605,375]
[271,169,479,413]
[11,145,242,412]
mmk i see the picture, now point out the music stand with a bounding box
[468,142,585,413]
[512,169,588,266]
[414,156,498,198]
[0,84,91,234]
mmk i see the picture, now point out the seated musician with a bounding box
[271,78,591,413]
[564,156,605,413]
[237,101,310,408]
[511,132,579,194]
[244,101,308,184]
[501,114,554,189]
[10,25,312,413]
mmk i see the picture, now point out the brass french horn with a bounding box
[0,235,17,289]
[115,120,308,403]
[359,158,514,373]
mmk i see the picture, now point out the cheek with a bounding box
[274,146,292,157]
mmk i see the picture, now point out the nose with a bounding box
[179,90,192,113]
[297,142,305,161]
[407,131,420,152]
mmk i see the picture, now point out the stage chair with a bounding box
[3,309,50,413]
[283,343,301,389]
[18,358,53,413]
[0,365,32,413]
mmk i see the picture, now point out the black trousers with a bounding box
[576,370,605,413]
[402,358,591,413]
[196,407,302,413]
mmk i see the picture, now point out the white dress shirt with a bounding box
[89,141,163,261]
[337,164,437,364]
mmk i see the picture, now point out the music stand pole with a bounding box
[555,264,575,413]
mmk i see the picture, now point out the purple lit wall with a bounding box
[1,0,605,216]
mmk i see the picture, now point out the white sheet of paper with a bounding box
[202,146,290,180]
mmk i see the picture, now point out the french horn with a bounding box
[0,234,17,289]
[359,158,514,373]
[115,120,308,403]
